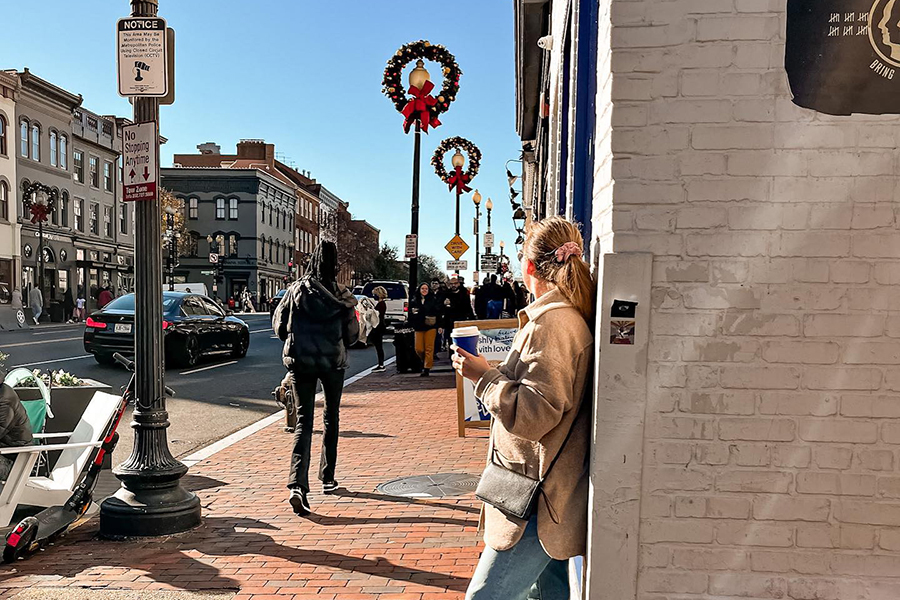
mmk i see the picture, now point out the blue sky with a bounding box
[1,0,522,282]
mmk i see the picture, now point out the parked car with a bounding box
[269,288,288,319]
[84,292,251,368]
[360,280,409,325]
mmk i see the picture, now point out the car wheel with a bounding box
[176,334,201,368]
[93,354,115,366]
[231,329,249,358]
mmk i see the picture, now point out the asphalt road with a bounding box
[0,313,394,462]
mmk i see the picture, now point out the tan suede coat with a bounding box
[473,288,593,560]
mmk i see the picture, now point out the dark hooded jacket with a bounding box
[0,384,33,448]
[273,242,359,373]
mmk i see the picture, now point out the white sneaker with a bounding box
[33,317,39,325]
[372,365,386,372]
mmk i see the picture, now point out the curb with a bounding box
[181,356,398,468]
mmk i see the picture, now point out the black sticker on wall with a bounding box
[611,300,637,319]
[786,0,900,115]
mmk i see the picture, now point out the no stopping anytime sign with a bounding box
[122,121,157,202]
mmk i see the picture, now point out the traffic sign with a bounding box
[445,235,470,260]
[208,253,219,264]
[447,260,468,271]
[484,232,495,249]
[200,270,215,276]
[117,17,168,97]
[481,253,500,272]
[405,234,418,259]
[122,121,157,202]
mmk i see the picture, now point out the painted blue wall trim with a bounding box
[572,0,598,257]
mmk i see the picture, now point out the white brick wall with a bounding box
[589,0,900,597]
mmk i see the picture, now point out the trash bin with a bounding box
[49,301,64,323]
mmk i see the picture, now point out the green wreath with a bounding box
[431,137,481,193]
[382,40,461,133]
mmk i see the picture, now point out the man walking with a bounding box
[273,241,359,516]
[28,285,43,325]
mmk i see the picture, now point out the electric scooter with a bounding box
[2,353,174,562]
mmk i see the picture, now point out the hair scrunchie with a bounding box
[554,241,581,263]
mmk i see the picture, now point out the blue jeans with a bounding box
[466,516,570,600]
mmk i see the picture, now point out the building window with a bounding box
[74,150,84,183]
[49,131,57,166]
[0,182,7,221]
[61,191,69,227]
[260,204,265,223]
[268,240,273,262]
[229,197,238,220]
[51,191,59,225]
[215,197,225,220]
[0,115,6,156]
[188,197,198,219]
[118,157,122,182]
[90,203,98,234]
[276,243,280,264]
[103,161,113,192]
[30,123,40,161]
[188,232,199,257]
[19,119,28,157]
[259,235,266,259]
[104,206,112,237]
[74,199,83,231]
[59,135,67,169]
[269,206,273,226]
[120,203,127,234]
[229,234,238,257]
[89,156,99,188]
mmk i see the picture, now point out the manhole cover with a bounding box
[377,473,480,498]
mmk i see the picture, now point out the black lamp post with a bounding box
[407,59,430,293]
[21,182,57,314]
[472,190,482,283]
[207,234,223,299]
[100,0,201,539]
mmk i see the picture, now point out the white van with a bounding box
[171,283,209,297]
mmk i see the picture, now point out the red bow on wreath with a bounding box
[447,165,471,194]
[402,81,441,134]
[29,203,50,224]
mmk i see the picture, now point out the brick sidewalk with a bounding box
[0,368,489,600]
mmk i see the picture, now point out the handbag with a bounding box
[475,401,583,521]
[424,315,437,327]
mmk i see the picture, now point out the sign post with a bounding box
[101,0,199,539]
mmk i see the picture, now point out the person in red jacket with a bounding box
[97,286,114,309]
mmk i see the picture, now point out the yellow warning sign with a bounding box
[445,235,470,260]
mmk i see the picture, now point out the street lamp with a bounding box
[485,197,494,256]
[163,206,179,292]
[206,234,223,300]
[21,181,57,317]
[287,241,296,283]
[407,59,430,292]
[472,190,482,283]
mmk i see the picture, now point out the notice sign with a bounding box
[786,0,900,114]
[447,260,467,271]
[122,122,157,202]
[117,17,168,97]
[405,234,418,259]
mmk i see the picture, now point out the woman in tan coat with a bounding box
[452,217,594,600]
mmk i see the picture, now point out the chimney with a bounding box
[197,142,221,155]
[236,139,267,160]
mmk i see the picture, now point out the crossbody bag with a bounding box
[474,400,583,522]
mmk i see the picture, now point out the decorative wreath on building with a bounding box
[382,40,461,133]
[431,137,481,194]
[21,183,57,225]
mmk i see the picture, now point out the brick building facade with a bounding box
[515,1,900,598]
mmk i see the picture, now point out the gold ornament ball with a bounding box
[438,95,445,102]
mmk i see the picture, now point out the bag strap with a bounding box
[539,384,590,484]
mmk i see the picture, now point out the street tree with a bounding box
[372,244,407,280]
[159,188,194,256]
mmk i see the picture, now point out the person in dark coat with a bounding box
[370,286,389,372]
[485,275,505,319]
[408,282,442,376]
[442,274,474,331]
[514,281,530,312]
[474,277,490,320]
[63,288,75,323]
[273,241,359,516]
[0,384,33,484]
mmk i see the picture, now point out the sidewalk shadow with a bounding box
[1,516,470,594]
[332,488,481,515]
[311,429,394,439]
[306,512,477,528]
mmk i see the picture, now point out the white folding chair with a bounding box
[9,391,121,515]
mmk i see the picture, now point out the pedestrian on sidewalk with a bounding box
[443,274,475,352]
[74,289,86,322]
[452,216,595,600]
[28,286,43,325]
[273,240,359,516]
[369,286,388,372]
[63,288,75,323]
[408,282,442,377]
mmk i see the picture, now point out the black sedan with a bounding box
[269,288,287,318]
[84,292,251,368]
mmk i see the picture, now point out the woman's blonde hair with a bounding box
[372,286,388,300]
[522,216,595,323]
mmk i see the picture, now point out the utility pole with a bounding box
[101,0,200,537]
